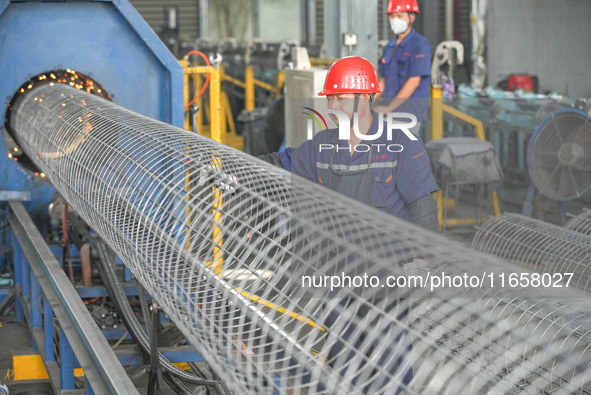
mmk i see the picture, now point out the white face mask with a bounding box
[390,17,409,35]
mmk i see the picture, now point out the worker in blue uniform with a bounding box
[373,0,431,139]
[261,55,438,231]
[259,55,438,393]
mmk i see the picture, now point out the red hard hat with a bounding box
[318,56,382,96]
[386,0,420,14]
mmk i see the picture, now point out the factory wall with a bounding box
[323,0,379,65]
[488,0,591,98]
[129,0,200,41]
[208,0,253,43]
[259,0,302,42]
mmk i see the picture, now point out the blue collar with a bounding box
[396,28,416,48]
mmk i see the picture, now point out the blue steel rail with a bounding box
[9,200,139,395]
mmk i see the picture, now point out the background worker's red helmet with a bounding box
[386,0,420,14]
[318,56,382,96]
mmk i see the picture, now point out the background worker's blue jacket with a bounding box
[378,29,432,121]
[279,111,438,220]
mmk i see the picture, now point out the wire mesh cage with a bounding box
[472,212,591,294]
[566,208,591,237]
[9,84,591,394]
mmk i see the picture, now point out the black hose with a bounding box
[93,242,220,389]
[93,242,193,395]
[0,289,15,316]
[214,382,235,395]
[69,213,225,391]
[167,374,192,395]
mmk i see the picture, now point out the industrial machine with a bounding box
[0,1,198,393]
[283,68,328,148]
[523,108,591,221]
[0,0,184,209]
[2,1,591,395]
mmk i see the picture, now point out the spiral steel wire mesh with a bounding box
[472,213,591,294]
[9,84,591,394]
[566,209,591,237]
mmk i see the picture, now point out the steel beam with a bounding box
[8,200,138,395]
[0,190,30,200]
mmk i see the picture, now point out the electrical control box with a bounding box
[283,68,329,149]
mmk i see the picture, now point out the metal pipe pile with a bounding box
[9,84,591,394]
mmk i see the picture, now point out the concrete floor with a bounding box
[0,307,209,394]
[438,184,590,246]
[0,314,54,394]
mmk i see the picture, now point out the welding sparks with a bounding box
[17,70,108,97]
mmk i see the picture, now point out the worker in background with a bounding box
[373,0,431,139]
[259,56,438,392]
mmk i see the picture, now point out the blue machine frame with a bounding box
[0,0,184,211]
[0,1,195,392]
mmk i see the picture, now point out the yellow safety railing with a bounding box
[220,65,284,112]
[181,59,244,150]
[430,85,501,229]
[310,57,337,68]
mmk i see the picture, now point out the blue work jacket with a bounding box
[378,29,432,121]
[279,111,438,220]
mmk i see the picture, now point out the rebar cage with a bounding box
[9,83,591,394]
[472,212,591,294]
[567,208,591,237]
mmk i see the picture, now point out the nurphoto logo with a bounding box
[303,108,418,152]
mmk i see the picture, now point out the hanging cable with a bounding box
[184,50,212,111]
